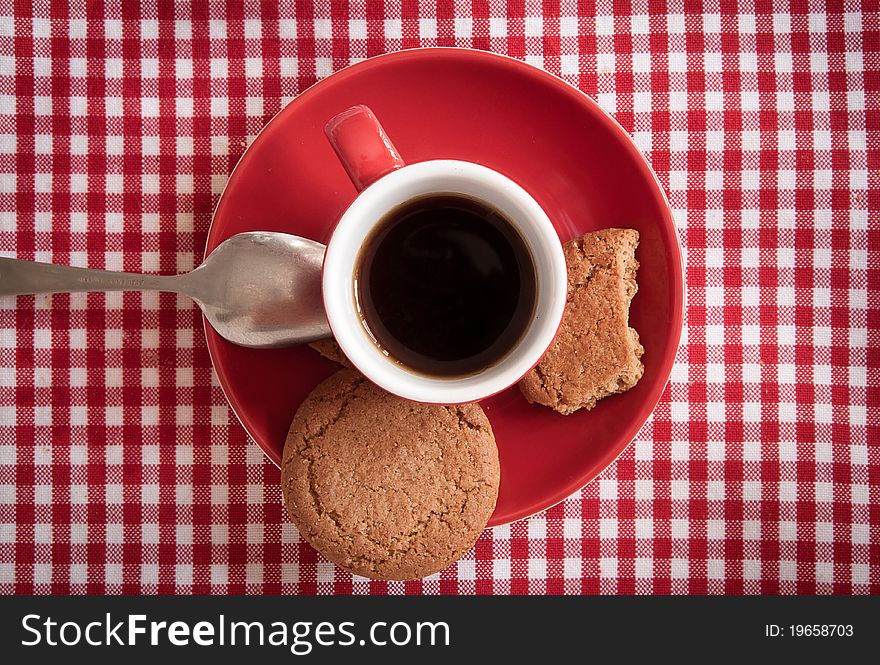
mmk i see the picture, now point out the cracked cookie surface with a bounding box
[281,369,500,580]
[519,228,644,415]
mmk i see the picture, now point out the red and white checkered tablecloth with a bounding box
[0,0,876,595]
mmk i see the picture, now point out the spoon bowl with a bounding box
[187,232,329,347]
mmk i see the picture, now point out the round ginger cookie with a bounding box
[281,369,500,580]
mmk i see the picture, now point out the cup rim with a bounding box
[322,159,567,404]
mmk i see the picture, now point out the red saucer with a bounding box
[205,49,683,526]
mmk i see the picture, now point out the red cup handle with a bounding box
[325,105,406,191]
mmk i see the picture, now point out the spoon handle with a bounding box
[0,256,184,297]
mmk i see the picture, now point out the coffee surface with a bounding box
[356,194,537,377]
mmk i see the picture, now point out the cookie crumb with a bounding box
[309,338,351,367]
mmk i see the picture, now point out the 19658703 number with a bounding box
[765,624,854,637]
[789,625,853,637]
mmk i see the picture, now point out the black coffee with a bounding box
[355,194,537,377]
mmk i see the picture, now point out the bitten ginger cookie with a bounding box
[281,369,500,580]
[519,228,644,415]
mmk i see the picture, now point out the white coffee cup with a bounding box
[322,106,566,404]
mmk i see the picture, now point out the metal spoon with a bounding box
[0,231,331,348]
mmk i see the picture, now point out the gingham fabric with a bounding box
[0,0,876,595]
